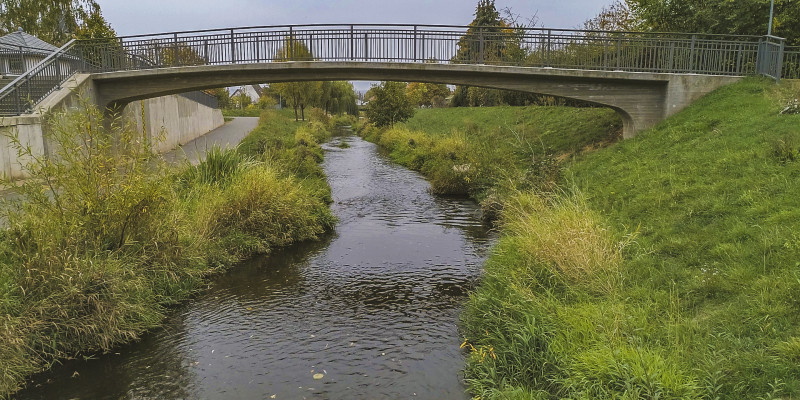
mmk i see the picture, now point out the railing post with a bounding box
[308,33,312,60]
[289,26,294,60]
[54,53,62,88]
[230,28,236,63]
[422,32,426,61]
[689,34,697,73]
[735,42,743,74]
[173,33,179,66]
[478,27,485,64]
[776,39,785,80]
[350,25,355,60]
[413,25,418,62]
[204,39,209,64]
[615,37,621,69]
[546,29,552,67]
[668,42,675,72]
[14,84,21,114]
[364,33,368,61]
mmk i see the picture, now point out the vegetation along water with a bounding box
[359,77,800,399]
[15,119,495,399]
[0,106,337,397]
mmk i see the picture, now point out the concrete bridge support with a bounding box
[89,62,741,138]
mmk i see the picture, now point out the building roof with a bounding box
[0,29,60,55]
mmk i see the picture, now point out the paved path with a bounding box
[163,116,259,165]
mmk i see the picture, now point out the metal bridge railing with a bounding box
[1,24,798,117]
[178,90,219,109]
[0,39,85,116]
[784,46,800,79]
[80,25,770,76]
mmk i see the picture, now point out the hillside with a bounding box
[461,77,800,398]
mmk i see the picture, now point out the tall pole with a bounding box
[768,0,775,35]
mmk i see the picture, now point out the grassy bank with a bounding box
[460,78,800,399]
[357,106,621,219]
[0,106,338,397]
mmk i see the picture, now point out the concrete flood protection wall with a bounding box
[123,94,225,154]
[0,75,224,179]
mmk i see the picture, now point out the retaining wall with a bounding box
[0,74,224,179]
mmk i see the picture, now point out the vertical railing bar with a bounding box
[230,29,236,63]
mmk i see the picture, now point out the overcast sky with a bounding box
[97,0,608,36]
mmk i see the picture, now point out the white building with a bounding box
[230,85,264,103]
[0,29,61,78]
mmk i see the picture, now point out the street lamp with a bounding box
[768,0,775,35]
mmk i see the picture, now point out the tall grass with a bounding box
[0,102,336,397]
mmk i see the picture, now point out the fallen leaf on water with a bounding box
[313,373,324,380]
[270,395,276,399]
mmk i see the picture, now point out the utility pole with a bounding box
[768,0,775,35]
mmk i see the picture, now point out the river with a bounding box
[16,134,494,399]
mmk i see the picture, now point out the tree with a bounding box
[73,3,116,40]
[453,0,522,64]
[451,0,533,107]
[582,1,642,32]
[271,37,322,121]
[232,91,252,109]
[364,81,415,128]
[406,82,451,108]
[627,0,800,45]
[317,81,358,115]
[208,88,231,109]
[0,0,106,45]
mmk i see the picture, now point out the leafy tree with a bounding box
[454,0,506,63]
[451,0,534,107]
[232,91,252,109]
[318,81,358,115]
[0,0,106,45]
[582,1,642,32]
[406,82,451,108]
[627,0,800,45]
[73,3,116,40]
[271,37,322,120]
[208,88,231,109]
[157,44,207,67]
[364,81,415,128]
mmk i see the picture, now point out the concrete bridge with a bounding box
[92,61,739,139]
[1,24,797,138]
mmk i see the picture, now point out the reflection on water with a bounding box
[17,135,494,400]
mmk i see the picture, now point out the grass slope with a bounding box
[463,78,800,399]
[358,106,622,203]
[405,106,622,155]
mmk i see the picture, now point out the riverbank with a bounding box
[362,78,800,398]
[0,107,338,397]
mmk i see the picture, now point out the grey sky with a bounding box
[97,0,609,36]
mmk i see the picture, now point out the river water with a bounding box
[17,134,493,399]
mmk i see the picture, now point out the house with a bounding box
[230,84,264,103]
[0,28,61,79]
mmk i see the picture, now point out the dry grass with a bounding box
[502,191,628,294]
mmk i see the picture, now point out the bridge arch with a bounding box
[90,62,739,139]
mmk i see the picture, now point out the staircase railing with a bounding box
[0,39,84,116]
